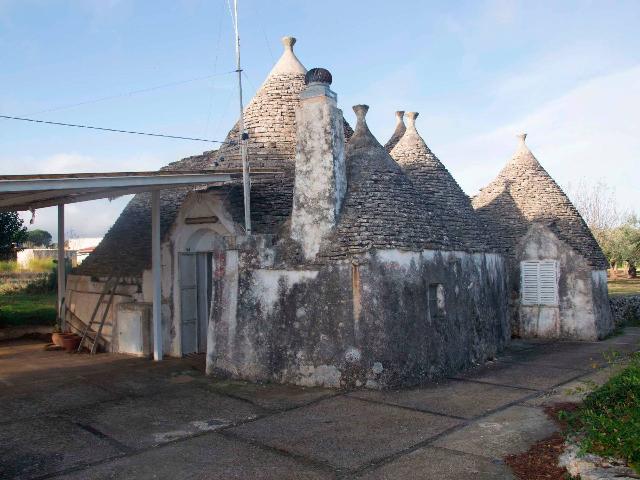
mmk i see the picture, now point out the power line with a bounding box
[0,114,232,144]
[25,70,236,117]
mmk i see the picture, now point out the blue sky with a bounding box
[1,0,638,238]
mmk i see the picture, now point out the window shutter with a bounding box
[521,260,558,306]
[538,261,558,305]
[521,261,540,305]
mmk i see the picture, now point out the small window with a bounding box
[521,260,558,306]
[428,283,446,318]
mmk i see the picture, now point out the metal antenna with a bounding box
[233,0,251,234]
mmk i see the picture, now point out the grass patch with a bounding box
[609,277,640,297]
[0,292,57,328]
[562,352,640,473]
[0,260,18,272]
[26,257,56,272]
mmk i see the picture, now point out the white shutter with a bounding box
[521,260,558,306]
[538,260,558,305]
[521,261,540,305]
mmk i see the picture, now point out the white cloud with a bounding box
[441,65,640,215]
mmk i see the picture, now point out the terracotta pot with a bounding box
[52,333,76,347]
[60,334,81,352]
[52,332,66,347]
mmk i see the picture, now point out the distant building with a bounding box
[65,238,102,265]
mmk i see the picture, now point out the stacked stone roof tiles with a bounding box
[79,37,331,276]
[471,134,608,269]
[383,111,406,152]
[319,106,444,259]
[389,112,490,252]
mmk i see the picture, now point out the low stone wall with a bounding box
[609,295,640,326]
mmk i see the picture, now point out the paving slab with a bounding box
[524,362,628,407]
[52,432,331,480]
[355,446,515,480]
[0,416,123,480]
[349,379,531,419]
[0,381,119,423]
[432,405,557,459]
[86,367,203,397]
[452,361,582,390]
[499,343,614,370]
[206,379,335,411]
[67,385,264,449]
[228,396,461,470]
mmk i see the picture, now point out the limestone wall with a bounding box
[209,248,510,389]
[512,224,613,341]
[609,295,640,326]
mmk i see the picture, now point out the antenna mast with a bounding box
[233,0,251,234]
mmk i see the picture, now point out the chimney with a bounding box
[290,67,346,260]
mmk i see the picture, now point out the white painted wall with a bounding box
[516,224,611,340]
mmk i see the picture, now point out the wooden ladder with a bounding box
[77,275,121,354]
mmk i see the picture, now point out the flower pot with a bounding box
[60,334,81,352]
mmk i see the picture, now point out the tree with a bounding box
[25,229,52,247]
[565,179,639,270]
[603,216,640,278]
[0,211,28,256]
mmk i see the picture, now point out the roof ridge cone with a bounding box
[214,35,308,170]
[384,110,406,152]
[472,134,609,268]
[320,105,444,258]
[266,36,307,77]
[389,112,490,252]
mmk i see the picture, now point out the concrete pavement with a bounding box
[1,327,638,479]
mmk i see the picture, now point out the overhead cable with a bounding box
[0,115,231,144]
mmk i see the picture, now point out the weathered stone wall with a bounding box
[512,224,613,340]
[609,295,640,326]
[290,83,346,260]
[209,246,510,389]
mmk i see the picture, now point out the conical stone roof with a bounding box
[472,134,608,269]
[390,112,489,252]
[79,36,350,276]
[383,111,406,152]
[320,106,444,259]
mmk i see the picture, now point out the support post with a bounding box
[233,0,251,234]
[151,190,163,361]
[57,204,66,331]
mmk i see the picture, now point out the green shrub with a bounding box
[565,352,640,473]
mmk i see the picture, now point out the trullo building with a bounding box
[472,134,613,340]
[66,36,510,388]
[64,35,610,389]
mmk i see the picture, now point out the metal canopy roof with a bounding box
[0,168,277,211]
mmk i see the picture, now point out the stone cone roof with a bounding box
[78,37,351,276]
[390,112,490,252]
[472,134,608,269]
[383,111,406,152]
[320,106,444,259]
